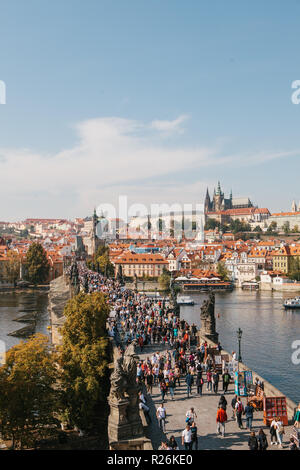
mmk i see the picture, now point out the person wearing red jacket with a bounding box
[216,405,227,438]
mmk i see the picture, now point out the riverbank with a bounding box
[0,285,49,292]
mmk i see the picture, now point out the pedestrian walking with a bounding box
[168,376,175,400]
[294,403,300,429]
[160,379,167,402]
[156,403,166,432]
[216,405,227,437]
[186,407,197,425]
[275,417,285,448]
[206,370,212,392]
[196,373,203,396]
[231,394,237,419]
[185,372,193,398]
[244,402,254,430]
[182,424,192,450]
[190,421,198,450]
[222,370,231,393]
[146,371,153,395]
[235,397,244,429]
[212,370,220,394]
[218,394,227,411]
[270,419,278,445]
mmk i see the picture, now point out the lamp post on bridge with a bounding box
[237,328,243,363]
[236,328,243,396]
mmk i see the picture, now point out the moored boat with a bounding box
[177,295,195,305]
[284,297,300,309]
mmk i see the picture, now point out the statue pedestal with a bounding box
[127,389,144,437]
[200,330,219,344]
[108,394,144,443]
[108,397,132,442]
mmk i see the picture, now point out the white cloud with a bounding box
[150,114,189,134]
[0,115,297,219]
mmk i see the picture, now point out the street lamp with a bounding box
[236,327,243,397]
[237,328,243,363]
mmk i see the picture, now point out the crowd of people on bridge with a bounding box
[68,261,298,451]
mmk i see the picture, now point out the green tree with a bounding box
[229,219,251,233]
[253,226,262,232]
[282,222,290,234]
[204,218,219,230]
[289,257,300,281]
[292,225,299,233]
[0,334,60,449]
[24,243,50,285]
[158,267,171,293]
[268,221,277,233]
[217,261,230,281]
[20,229,29,238]
[3,250,20,286]
[59,292,110,431]
[96,247,114,277]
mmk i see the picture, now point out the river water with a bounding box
[0,290,50,351]
[180,289,300,403]
[0,289,299,404]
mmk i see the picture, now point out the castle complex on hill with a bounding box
[204,181,253,213]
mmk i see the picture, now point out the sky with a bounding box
[0,0,300,220]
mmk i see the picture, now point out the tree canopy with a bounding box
[217,261,230,281]
[3,250,20,286]
[58,292,110,431]
[24,242,50,285]
[158,267,171,293]
[289,257,300,281]
[0,334,59,449]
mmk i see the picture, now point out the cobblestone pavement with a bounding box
[137,345,293,451]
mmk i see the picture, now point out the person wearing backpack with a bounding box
[212,370,220,394]
[235,397,244,429]
[231,394,237,420]
[222,370,231,393]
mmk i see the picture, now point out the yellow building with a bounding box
[272,246,291,274]
[113,252,168,278]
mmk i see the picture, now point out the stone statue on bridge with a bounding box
[199,290,219,343]
[108,339,143,442]
[69,259,80,295]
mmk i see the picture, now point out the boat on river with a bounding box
[283,297,300,309]
[177,295,195,305]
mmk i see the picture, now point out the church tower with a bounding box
[204,188,211,213]
[214,181,223,212]
[91,208,98,256]
[292,200,297,212]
